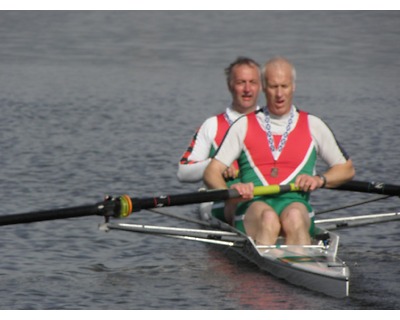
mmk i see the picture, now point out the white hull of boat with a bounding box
[199,202,350,298]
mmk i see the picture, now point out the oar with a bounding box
[117,184,299,218]
[333,180,400,196]
[0,184,300,226]
[0,203,108,227]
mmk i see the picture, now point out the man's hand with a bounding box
[224,182,254,225]
[295,174,324,192]
[229,182,254,200]
[223,165,238,180]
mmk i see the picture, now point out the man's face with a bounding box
[229,64,260,113]
[264,62,295,116]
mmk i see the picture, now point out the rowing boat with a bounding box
[198,202,350,298]
[1,180,399,298]
[102,200,350,298]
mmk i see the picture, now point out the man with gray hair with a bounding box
[177,56,262,222]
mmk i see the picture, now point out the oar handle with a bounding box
[253,183,300,196]
[116,183,300,218]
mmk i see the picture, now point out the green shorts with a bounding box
[234,192,315,236]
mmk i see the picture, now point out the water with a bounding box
[0,11,399,310]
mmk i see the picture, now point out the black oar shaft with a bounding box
[118,185,299,218]
[129,189,240,212]
[334,180,400,196]
[0,189,242,226]
[0,203,106,226]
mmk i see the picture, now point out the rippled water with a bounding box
[0,11,399,310]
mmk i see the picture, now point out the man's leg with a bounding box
[243,201,281,245]
[280,202,311,245]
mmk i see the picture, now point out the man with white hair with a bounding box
[204,56,355,245]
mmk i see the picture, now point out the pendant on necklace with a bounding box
[270,167,279,177]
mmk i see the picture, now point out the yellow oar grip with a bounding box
[253,183,301,196]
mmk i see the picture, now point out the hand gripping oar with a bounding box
[0,184,300,226]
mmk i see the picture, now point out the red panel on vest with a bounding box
[244,111,312,184]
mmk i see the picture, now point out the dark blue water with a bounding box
[0,11,399,310]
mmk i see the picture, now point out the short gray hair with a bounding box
[225,56,261,88]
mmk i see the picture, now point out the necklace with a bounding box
[264,106,294,177]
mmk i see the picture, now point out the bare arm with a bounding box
[204,159,254,225]
[322,159,355,188]
[296,159,356,191]
[305,115,356,191]
[203,158,229,189]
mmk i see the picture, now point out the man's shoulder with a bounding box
[195,113,220,134]
[306,113,326,125]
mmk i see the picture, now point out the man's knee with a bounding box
[281,206,310,232]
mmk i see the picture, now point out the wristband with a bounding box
[317,174,327,188]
